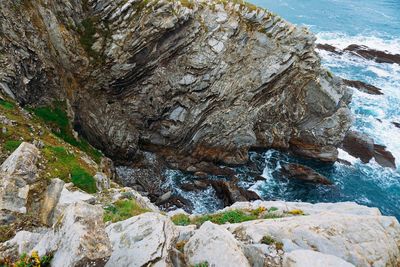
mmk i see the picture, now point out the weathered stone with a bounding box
[343,79,383,95]
[40,178,64,225]
[106,212,177,267]
[94,172,110,192]
[34,202,112,267]
[283,250,355,267]
[225,210,400,266]
[0,142,40,213]
[184,221,251,267]
[281,163,332,185]
[342,130,375,163]
[374,144,396,169]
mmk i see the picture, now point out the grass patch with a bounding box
[43,146,97,193]
[261,235,284,250]
[32,102,102,163]
[171,207,286,227]
[104,199,149,223]
[194,262,209,267]
[0,99,14,110]
[171,214,191,226]
[4,140,22,152]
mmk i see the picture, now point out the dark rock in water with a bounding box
[374,145,396,169]
[344,44,400,64]
[193,180,209,190]
[316,43,343,54]
[343,79,383,95]
[342,130,375,163]
[194,171,208,178]
[156,191,172,205]
[392,122,400,129]
[290,139,339,162]
[281,163,333,185]
[205,179,260,207]
[180,182,198,192]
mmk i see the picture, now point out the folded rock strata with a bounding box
[0,0,352,166]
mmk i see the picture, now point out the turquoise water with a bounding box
[165,0,400,218]
[248,0,400,218]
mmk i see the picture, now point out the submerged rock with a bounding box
[343,79,383,95]
[281,163,333,185]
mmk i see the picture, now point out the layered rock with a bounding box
[0,0,352,167]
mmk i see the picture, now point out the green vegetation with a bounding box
[171,213,191,226]
[79,18,98,59]
[171,207,284,227]
[0,99,14,110]
[0,251,52,267]
[43,146,97,193]
[32,102,102,163]
[261,235,284,250]
[194,262,209,267]
[4,140,22,152]
[104,199,150,223]
[288,209,304,215]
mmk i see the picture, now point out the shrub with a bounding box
[288,209,304,215]
[261,235,275,245]
[194,262,209,267]
[0,251,53,267]
[104,199,149,223]
[0,99,14,110]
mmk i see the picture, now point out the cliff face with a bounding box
[0,0,352,167]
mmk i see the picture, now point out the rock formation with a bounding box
[0,0,352,168]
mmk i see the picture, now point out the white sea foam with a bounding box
[316,32,400,54]
[338,149,358,165]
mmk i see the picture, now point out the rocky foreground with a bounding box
[0,142,400,267]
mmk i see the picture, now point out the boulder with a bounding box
[94,172,110,192]
[100,157,116,180]
[39,178,65,225]
[206,179,260,206]
[283,250,355,267]
[184,221,250,267]
[0,142,40,213]
[225,212,400,266]
[105,212,177,267]
[34,202,112,267]
[281,163,332,185]
[374,144,396,169]
[342,130,374,163]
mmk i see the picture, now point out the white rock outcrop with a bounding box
[105,212,177,267]
[0,142,40,213]
[184,221,251,267]
[283,250,355,267]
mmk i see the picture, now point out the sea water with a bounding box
[165,0,400,218]
[249,0,400,218]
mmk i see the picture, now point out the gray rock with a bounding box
[105,212,177,267]
[0,142,40,213]
[40,178,65,225]
[94,172,110,192]
[283,250,355,267]
[184,221,251,267]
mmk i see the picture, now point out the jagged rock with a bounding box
[34,202,112,267]
[344,44,400,64]
[105,212,177,267]
[343,79,383,95]
[206,179,260,206]
[0,231,46,260]
[317,43,400,65]
[39,178,64,225]
[283,250,355,267]
[281,163,332,185]
[0,142,40,213]
[100,157,116,180]
[374,144,396,169]
[393,122,400,129]
[342,130,375,163]
[94,172,110,192]
[184,221,251,267]
[225,210,400,266]
[0,0,352,167]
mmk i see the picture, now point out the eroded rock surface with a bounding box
[0,0,352,167]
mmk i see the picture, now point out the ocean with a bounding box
[249,0,400,218]
[164,0,400,218]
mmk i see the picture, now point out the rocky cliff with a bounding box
[0,0,352,168]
